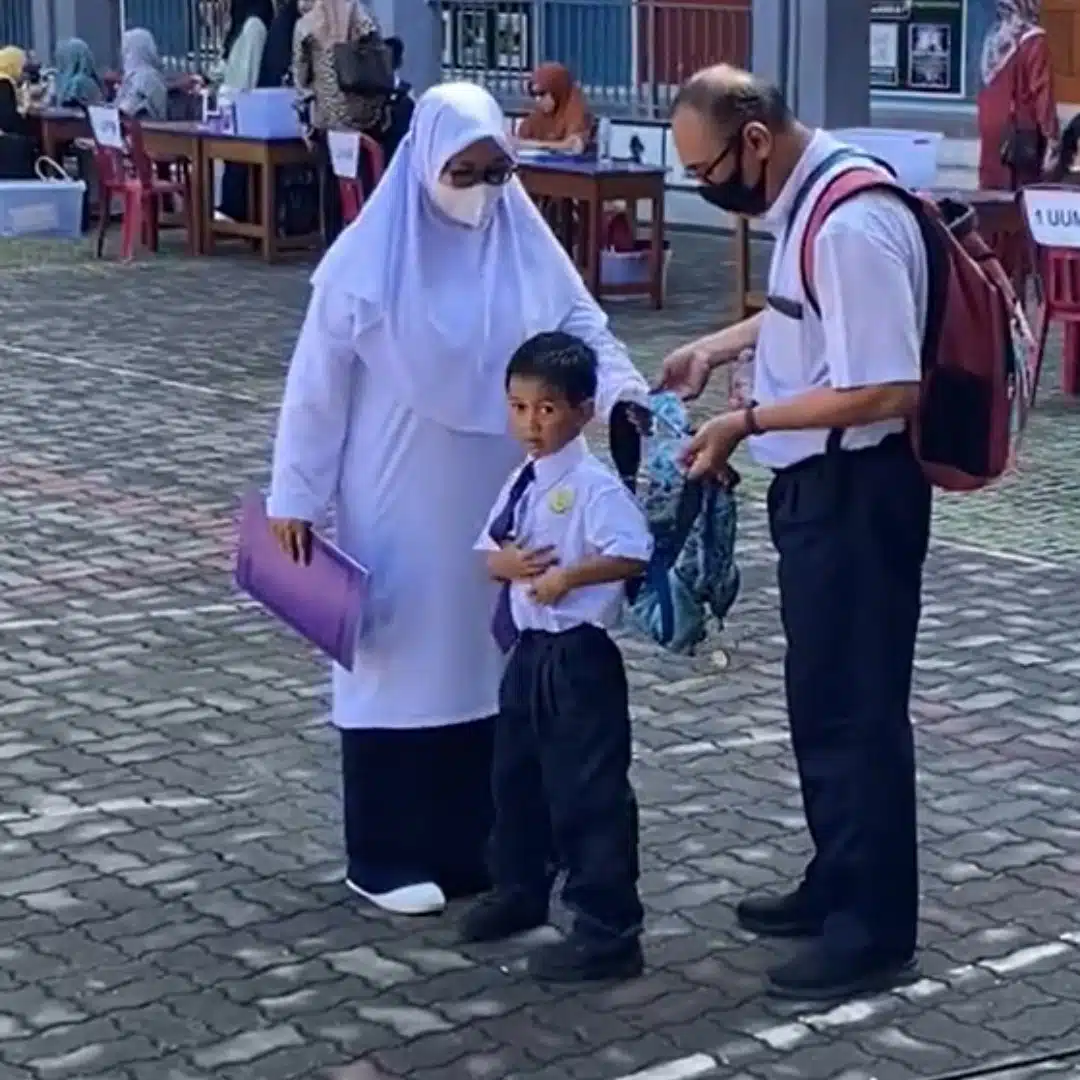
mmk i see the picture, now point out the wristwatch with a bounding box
[743,404,763,436]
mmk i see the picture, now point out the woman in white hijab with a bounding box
[267,82,648,917]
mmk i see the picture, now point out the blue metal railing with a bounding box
[0,0,34,51]
[122,0,225,72]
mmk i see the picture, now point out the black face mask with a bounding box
[697,131,769,217]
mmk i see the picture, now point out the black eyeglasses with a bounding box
[686,129,742,182]
[443,161,517,189]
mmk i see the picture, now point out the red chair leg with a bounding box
[145,195,160,252]
[1064,323,1080,396]
[95,183,112,258]
[120,192,141,260]
[1031,303,1052,407]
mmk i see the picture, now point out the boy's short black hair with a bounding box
[506,331,598,406]
[386,36,404,70]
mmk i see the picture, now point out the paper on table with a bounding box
[234,491,369,670]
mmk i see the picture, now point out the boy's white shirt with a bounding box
[475,434,653,634]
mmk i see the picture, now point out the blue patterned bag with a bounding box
[611,393,740,654]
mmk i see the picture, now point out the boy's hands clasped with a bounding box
[487,542,558,583]
[487,544,572,606]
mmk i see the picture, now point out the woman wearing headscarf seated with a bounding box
[266,83,648,919]
[0,47,29,133]
[51,38,103,108]
[114,28,168,120]
[516,63,594,154]
[0,46,37,179]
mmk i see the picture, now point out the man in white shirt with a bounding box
[661,64,932,1002]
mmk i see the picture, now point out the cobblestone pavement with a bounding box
[2,234,1080,1080]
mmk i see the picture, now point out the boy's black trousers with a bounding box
[490,623,643,942]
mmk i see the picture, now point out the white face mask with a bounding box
[431,180,501,228]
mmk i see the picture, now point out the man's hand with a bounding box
[268,517,312,565]
[681,411,750,479]
[529,567,572,606]
[487,544,558,582]
[656,340,714,400]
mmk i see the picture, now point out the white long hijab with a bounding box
[311,81,593,435]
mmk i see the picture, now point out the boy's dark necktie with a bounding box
[488,462,535,653]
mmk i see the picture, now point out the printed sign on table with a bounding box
[1022,188,1080,249]
[327,131,361,180]
[87,105,124,149]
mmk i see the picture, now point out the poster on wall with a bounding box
[443,4,531,72]
[870,22,900,87]
[870,0,965,96]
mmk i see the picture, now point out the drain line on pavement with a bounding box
[922,1045,1080,1080]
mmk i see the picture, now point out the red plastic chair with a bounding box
[90,111,194,260]
[336,133,385,225]
[1020,184,1080,402]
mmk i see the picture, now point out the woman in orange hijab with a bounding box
[517,62,594,153]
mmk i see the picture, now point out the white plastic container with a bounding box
[0,179,86,239]
[830,128,943,190]
[601,241,672,302]
[233,87,302,140]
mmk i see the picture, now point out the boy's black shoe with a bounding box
[526,934,644,983]
[459,890,548,944]
[767,941,916,1001]
[736,887,826,938]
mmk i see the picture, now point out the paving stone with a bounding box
[3,235,1080,1080]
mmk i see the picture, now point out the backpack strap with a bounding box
[799,167,923,318]
[608,402,642,493]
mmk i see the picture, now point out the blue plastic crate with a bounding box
[0,180,87,239]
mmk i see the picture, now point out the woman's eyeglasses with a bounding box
[444,161,517,188]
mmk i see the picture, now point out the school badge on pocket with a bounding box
[548,486,574,514]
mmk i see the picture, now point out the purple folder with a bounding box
[234,491,369,670]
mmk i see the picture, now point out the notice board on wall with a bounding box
[870,0,966,97]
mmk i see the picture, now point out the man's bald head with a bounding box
[672,64,793,134]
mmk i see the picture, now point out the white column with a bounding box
[792,0,870,128]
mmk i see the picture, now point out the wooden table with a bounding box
[518,158,667,308]
[30,107,90,161]
[198,132,320,263]
[733,216,765,319]
[141,121,210,256]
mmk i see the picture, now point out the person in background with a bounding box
[256,0,321,238]
[386,36,409,94]
[517,63,593,154]
[293,0,389,245]
[259,0,303,87]
[266,83,648,921]
[114,28,168,120]
[977,0,1057,190]
[217,0,275,222]
[383,35,414,162]
[51,38,103,109]
[0,47,28,132]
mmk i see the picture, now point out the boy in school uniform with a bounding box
[461,330,654,984]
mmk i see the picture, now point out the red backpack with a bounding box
[795,149,1026,492]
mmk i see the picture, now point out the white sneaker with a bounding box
[345,876,446,916]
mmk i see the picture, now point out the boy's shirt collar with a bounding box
[529,434,587,494]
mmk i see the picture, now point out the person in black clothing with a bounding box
[382,36,414,163]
